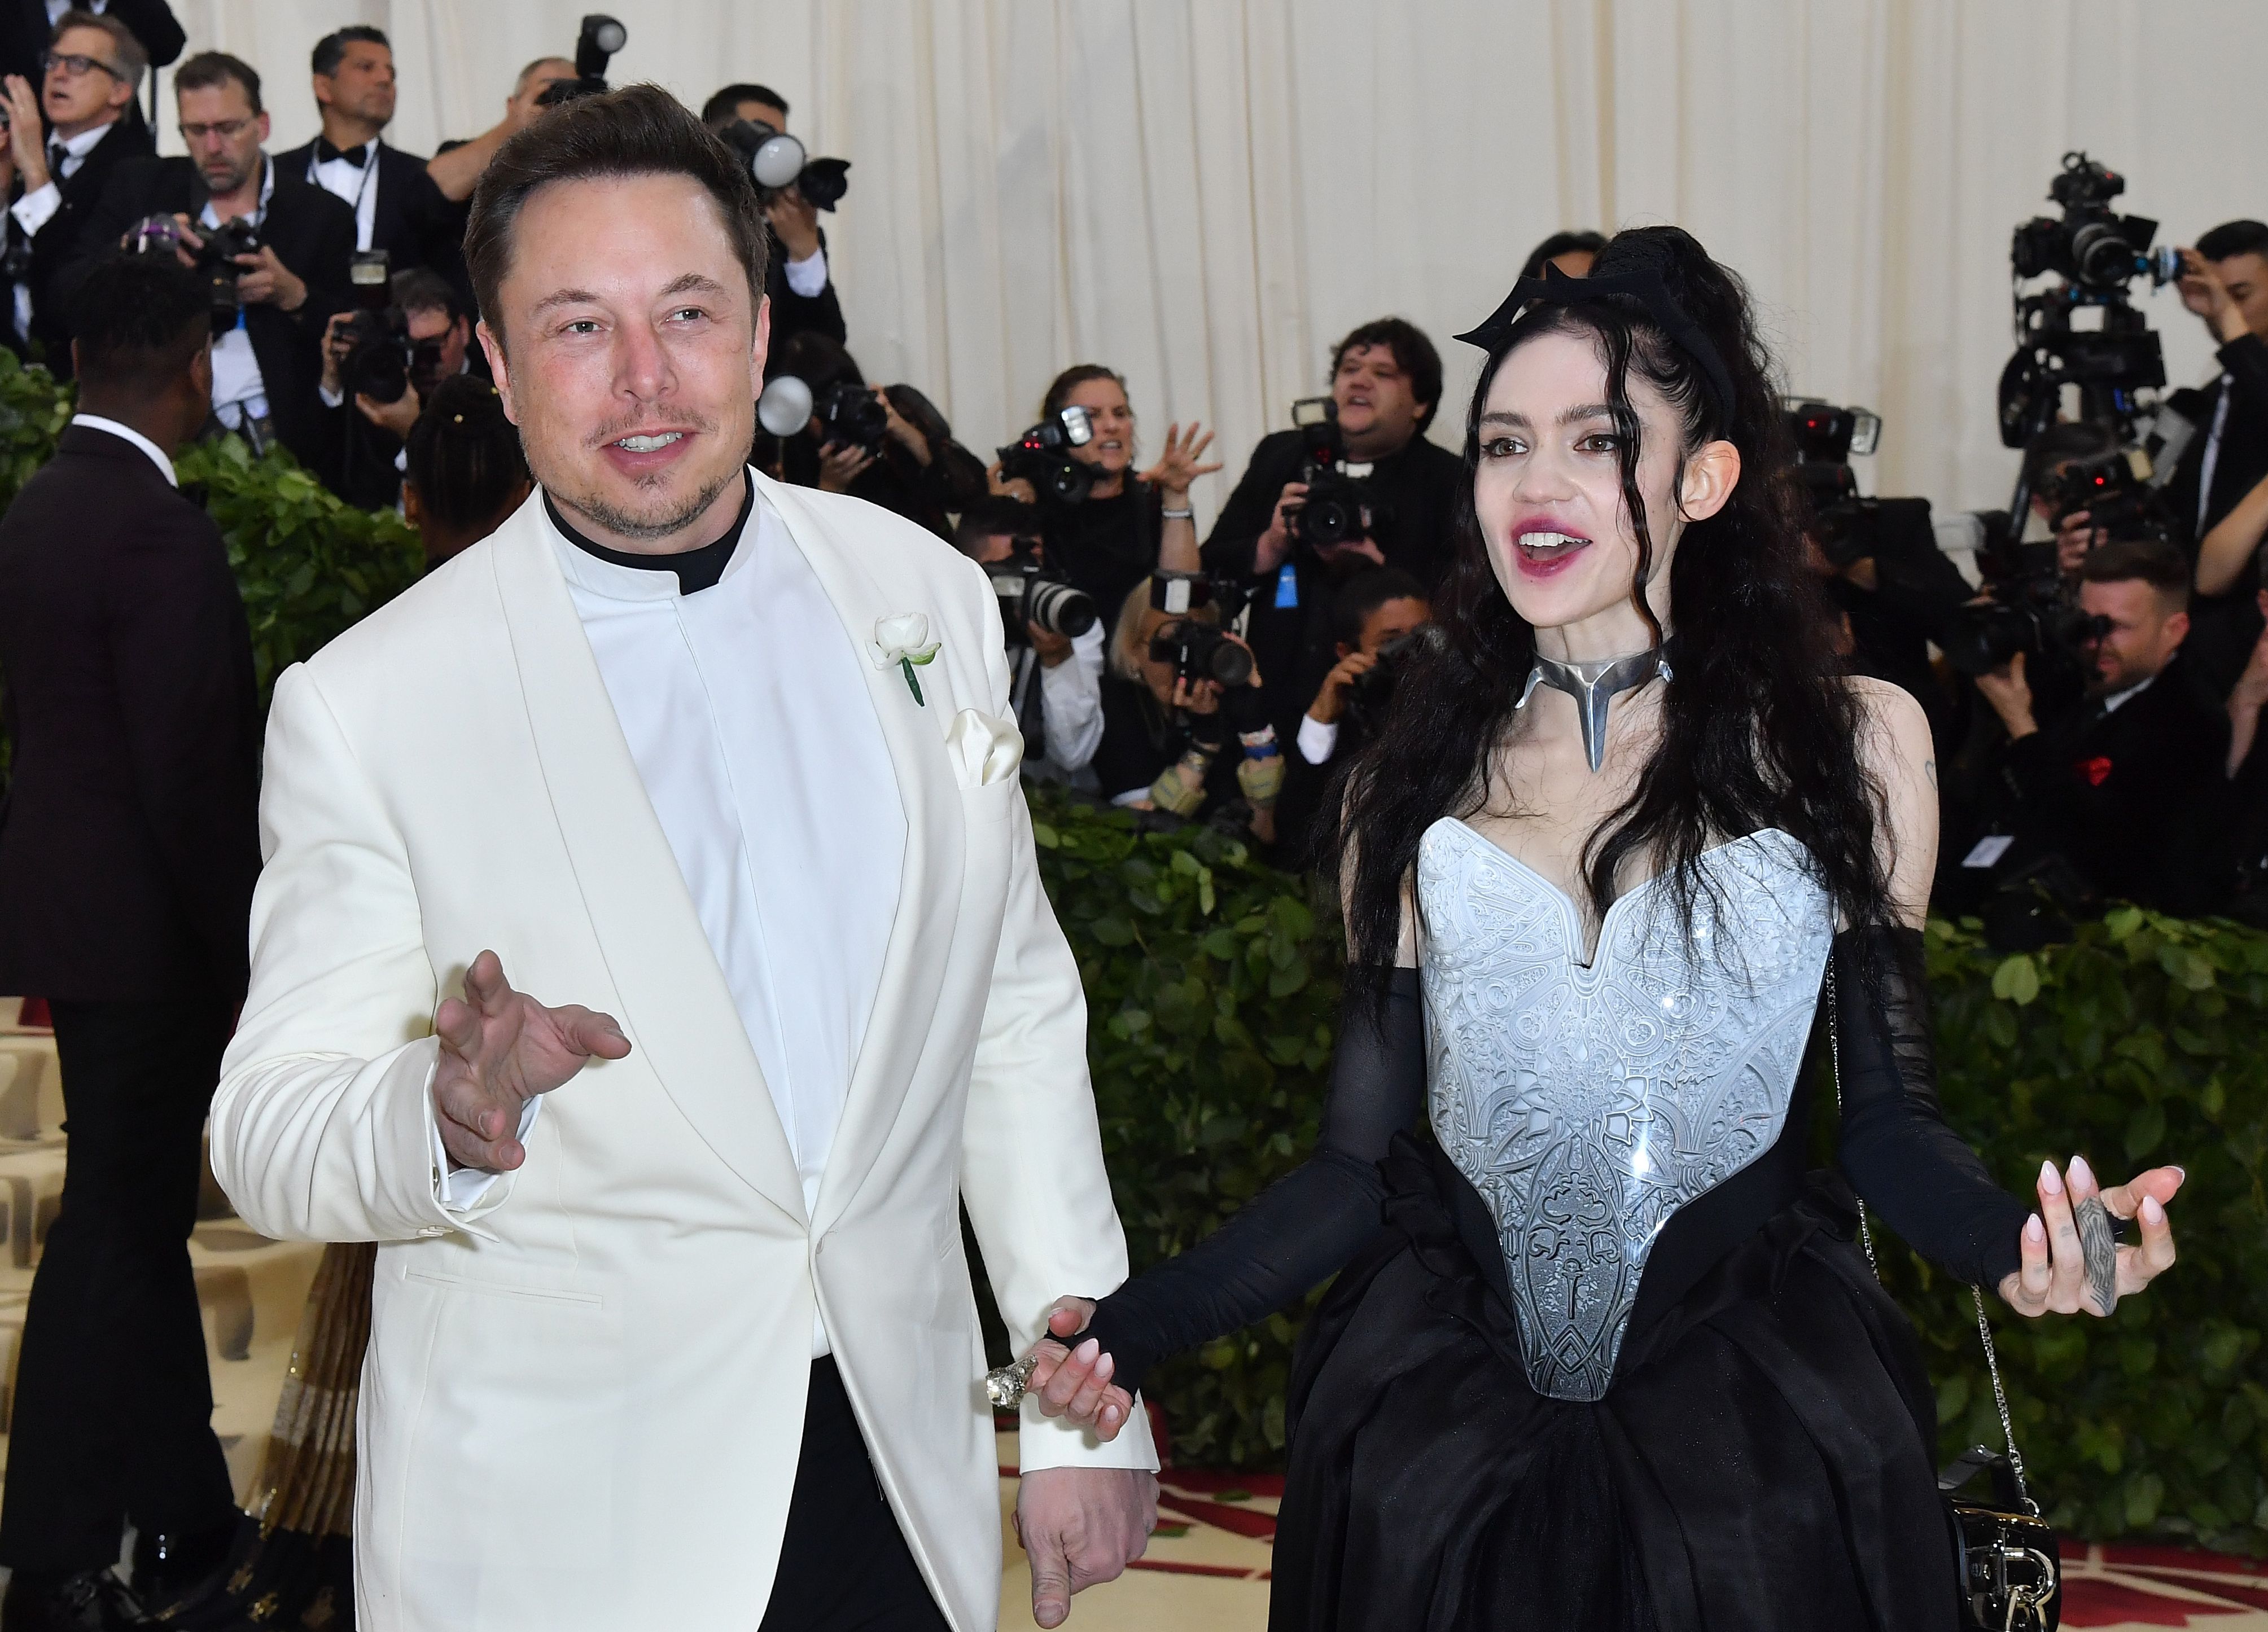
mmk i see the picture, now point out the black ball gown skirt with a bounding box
[1266,1136,1961,1631]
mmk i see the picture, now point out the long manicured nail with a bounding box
[2173,1166,2187,1183]
[1075,1338,1098,1363]
[2025,1213,2046,1243]
[1096,1352,1114,1379]
[2142,1195,2166,1224]
[2069,1153,2095,1190]
[2039,1159,2063,1195]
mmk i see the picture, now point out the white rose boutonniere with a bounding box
[874,612,942,705]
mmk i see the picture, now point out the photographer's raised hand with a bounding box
[2179,248,2251,345]
[817,440,875,493]
[1137,421,1223,504]
[233,244,306,312]
[3,77,47,190]
[1253,481,1309,575]
[432,950,630,1173]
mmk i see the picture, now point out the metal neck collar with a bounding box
[1516,647,1672,773]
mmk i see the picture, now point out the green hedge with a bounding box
[1027,784,2268,1555]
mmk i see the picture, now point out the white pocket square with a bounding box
[946,707,1023,787]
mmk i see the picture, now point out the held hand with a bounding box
[766,185,822,262]
[319,310,354,397]
[873,385,931,464]
[1317,535,1387,569]
[1973,650,2037,740]
[1310,649,1378,725]
[233,245,307,312]
[2054,508,2101,576]
[1028,622,1075,668]
[2001,1156,2180,1317]
[5,77,46,189]
[987,458,1037,505]
[1253,481,1309,575]
[1016,1467,1157,1629]
[357,382,422,440]
[431,949,631,1173]
[2179,248,2248,343]
[1137,421,1223,506]
[816,440,875,493]
[1023,1297,1137,1441]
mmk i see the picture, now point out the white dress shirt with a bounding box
[68,413,176,485]
[203,159,274,427]
[11,120,113,340]
[432,484,908,1358]
[1012,620,1105,774]
[305,138,380,251]
[783,247,827,299]
[1297,712,1339,766]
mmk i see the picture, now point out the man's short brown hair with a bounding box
[463,84,769,348]
[2081,537,2191,612]
[50,10,146,95]
[173,50,260,114]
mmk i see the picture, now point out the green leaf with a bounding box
[1991,954,2042,1006]
[2123,1102,2166,1161]
[1031,821,1059,850]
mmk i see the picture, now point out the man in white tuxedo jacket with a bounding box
[208,85,1157,1632]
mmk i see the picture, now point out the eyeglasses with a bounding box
[178,117,255,142]
[42,51,120,80]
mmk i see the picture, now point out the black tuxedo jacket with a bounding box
[0,0,181,87]
[6,113,151,376]
[765,223,844,353]
[0,423,260,1000]
[1998,657,2231,915]
[64,155,355,463]
[269,137,464,285]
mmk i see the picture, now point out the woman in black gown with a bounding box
[1015,227,2184,1630]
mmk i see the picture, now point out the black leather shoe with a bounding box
[127,1513,247,1622]
[0,1568,147,1632]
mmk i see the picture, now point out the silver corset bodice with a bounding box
[1416,818,1834,1402]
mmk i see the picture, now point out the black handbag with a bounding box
[1828,971,2061,1632]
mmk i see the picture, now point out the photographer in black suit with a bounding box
[0,253,259,1632]
[0,10,148,376]
[1963,538,2231,916]
[64,50,353,465]
[1201,316,1463,750]
[0,0,177,106]
[273,27,457,280]
[1275,568,1431,863]
[701,81,846,354]
[312,265,476,508]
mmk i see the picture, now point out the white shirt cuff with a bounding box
[10,181,59,238]
[782,247,829,299]
[1297,712,1339,766]
[318,382,344,409]
[429,1095,542,1212]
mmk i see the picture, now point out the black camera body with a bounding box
[2034,446,2174,546]
[1784,398,1894,569]
[997,406,1095,506]
[1939,525,2113,678]
[1148,617,1252,692]
[1345,625,1443,732]
[2009,154,2178,292]
[1290,397,1378,549]
[812,379,889,452]
[335,308,446,407]
[986,549,1097,646]
[131,212,261,324]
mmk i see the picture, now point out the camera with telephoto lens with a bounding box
[997,406,1096,506]
[535,15,625,107]
[986,549,1097,646]
[1149,617,1253,692]
[754,373,891,452]
[1289,397,1381,550]
[129,212,261,324]
[717,120,852,213]
[334,309,446,407]
[1938,524,2114,678]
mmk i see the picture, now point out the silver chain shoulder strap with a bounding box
[1825,964,2033,1509]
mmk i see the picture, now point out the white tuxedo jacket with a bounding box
[209,475,1155,1632]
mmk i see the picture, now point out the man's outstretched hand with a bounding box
[432,950,629,1173]
[1015,1467,1157,1629]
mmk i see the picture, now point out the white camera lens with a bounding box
[752,134,807,190]
[757,375,815,437]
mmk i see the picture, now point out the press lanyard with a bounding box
[305,143,376,243]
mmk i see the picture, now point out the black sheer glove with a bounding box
[1082,969,1424,1397]
[1832,924,2027,1290]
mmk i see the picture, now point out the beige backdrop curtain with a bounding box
[163,0,2267,523]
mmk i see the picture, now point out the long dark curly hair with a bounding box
[1330,225,1891,986]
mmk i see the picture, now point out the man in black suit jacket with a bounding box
[700,82,847,356]
[0,10,150,376]
[61,51,353,468]
[0,0,178,103]
[271,25,459,282]
[1968,539,2232,916]
[0,255,258,1632]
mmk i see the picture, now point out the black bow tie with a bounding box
[315,139,368,168]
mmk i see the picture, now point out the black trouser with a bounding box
[0,999,237,1573]
[758,1357,951,1632]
